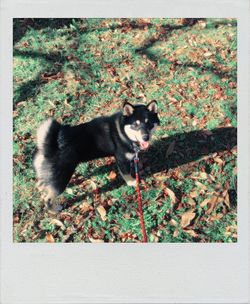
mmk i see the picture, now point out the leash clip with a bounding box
[134,151,139,162]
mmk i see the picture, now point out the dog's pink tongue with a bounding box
[140,141,150,150]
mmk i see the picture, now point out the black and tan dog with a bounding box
[33,101,160,211]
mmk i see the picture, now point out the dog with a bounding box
[33,100,160,212]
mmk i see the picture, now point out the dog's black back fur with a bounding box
[33,102,160,207]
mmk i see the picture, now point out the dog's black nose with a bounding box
[142,134,149,141]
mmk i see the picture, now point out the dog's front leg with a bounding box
[115,156,136,187]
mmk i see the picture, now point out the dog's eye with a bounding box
[145,118,148,123]
[135,120,140,126]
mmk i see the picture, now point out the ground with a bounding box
[13,18,237,243]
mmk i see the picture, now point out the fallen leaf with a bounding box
[108,171,117,180]
[214,157,224,165]
[89,237,104,243]
[13,216,19,224]
[185,229,198,237]
[50,219,65,230]
[169,97,178,103]
[185,197,195,207]
[199,172,208,179]
[97,205,107,221]
[205,196,218,214]
[84,179,97,191]
[189,191,198,198]
[204,51,213,57]
[208,174,216,182]
[200,197,211,207]
[165,141,176,158]
[192,120,198,127]
[79,202,92,214]
[46,233,55,243]
[62,227,75,242]
[41,71,64,81]
[165,187,176,203]
[181,209,196,228]
[210,213,223,221]
[195,181,207,190]
[224,192,231,208]
[175,47,186,56]
[169,219,178,227]
[173,228,179,237]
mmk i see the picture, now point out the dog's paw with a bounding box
[126,179,137,187]
[47,202,63,215]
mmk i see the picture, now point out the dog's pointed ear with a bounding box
[123,101,134,116]
[147,100,158,113]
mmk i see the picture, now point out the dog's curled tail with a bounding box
[36,118,61,156]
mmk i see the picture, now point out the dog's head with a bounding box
[122,100,160,150]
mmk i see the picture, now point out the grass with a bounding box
[13,18,237,243]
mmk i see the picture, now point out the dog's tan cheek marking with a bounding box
[124,125,137,141]
[124,125,144,142]
[125,152,135,160]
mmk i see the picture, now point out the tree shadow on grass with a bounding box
[13,48,98,106]
[135,19,237,81]
[171,61,237,81]
[13,49,67,106]
[91,127,237,194]
[13,18,74,45]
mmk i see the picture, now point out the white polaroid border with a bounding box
[0,0,249,303]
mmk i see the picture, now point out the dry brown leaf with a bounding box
[224,192,231,208]
[231,146,237,155]
[222,189,228,197]
[181,209,196,228]
[199,172,208,179]
[187,197,196,206]
[175,47,186,56]
[97,205,107,221]
[210,213,223,221]
[88,180,97,191]
[173,228,179,237]
[165,141,176,158]
[50,219,65,230]
[169,97,178,103]
[208,174,216,182]
[200,198,211,207]
[204,51,213,57]
[108,171,117,180]
[195,181,207,190]
[169,219,178,227]
[79,202,92,214]
[185,229,198,237]
[206,196,219,214]
[46,233,55,243]
[89,237,104,243]
[165,187,176,203]
[189,191,198,198]
[214,157,224,165]
[62,227,75,242]
[192,120,198,127]
[13,216,19,224]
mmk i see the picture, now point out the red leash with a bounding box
[134,152,148,243]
